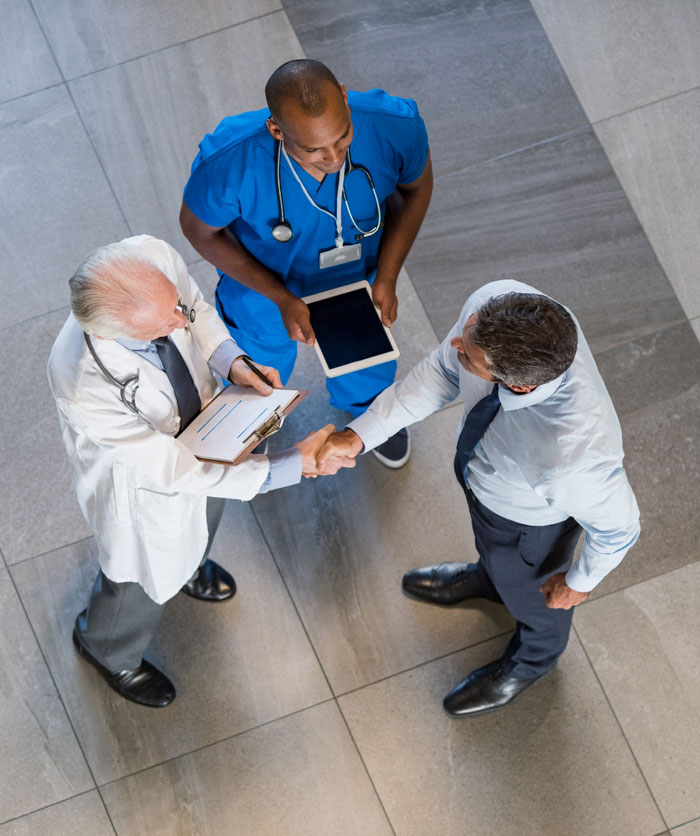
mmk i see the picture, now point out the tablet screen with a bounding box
[307,288,393,369]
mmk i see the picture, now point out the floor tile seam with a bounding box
[7,304,71,332]
[94,695,336,791]
[247,502,337,696]
[25,0,133,240]
[0,787,110,830]
[333,628,515,700]
[6,536,93,570]
[432,124,592,183]
[578,558,700,610]
[572,623,670,831]
[1,564,118,833]
[331,699,398,836]
[0,79,65,109]
[669,814,700,831]
[55,8,285,85]
[591,82,700,128]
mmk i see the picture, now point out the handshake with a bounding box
[294,425,365,478]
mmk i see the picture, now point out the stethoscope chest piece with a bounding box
[271,220,293,243]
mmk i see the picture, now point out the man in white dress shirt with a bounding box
[317,280,640,715]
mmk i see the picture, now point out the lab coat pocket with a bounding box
[111,461,132,524]
[134,487,196,550]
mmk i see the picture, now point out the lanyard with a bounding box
[281,142,345,248]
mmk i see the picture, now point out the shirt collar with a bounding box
[116,336,156,352]
[497,373,565,412]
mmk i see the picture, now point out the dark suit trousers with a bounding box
[75,497,226,672]
[463,485,582,679]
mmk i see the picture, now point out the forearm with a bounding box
[375,178,433,286]
[185,224,297,308]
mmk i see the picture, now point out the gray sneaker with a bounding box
[371,427,411,469]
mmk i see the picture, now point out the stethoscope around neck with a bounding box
[84,333,176,432]
[271,139,382,244]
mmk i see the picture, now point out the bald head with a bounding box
[69,242,180,339]
[265,59,343,124]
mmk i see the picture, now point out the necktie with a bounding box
[152,336,201,433]
[453,383,500,490]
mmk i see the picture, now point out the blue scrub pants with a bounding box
[215,275,397,417]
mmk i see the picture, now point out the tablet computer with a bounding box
[302,280,400,378]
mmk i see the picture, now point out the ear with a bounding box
[265,117,284,142]
[340,83,348,105]
[507,383,538,394]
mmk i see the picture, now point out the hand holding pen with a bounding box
[229,354,282,395]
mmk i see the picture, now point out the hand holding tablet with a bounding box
[302,280,400,378]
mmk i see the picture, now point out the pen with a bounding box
[239,354,274,389]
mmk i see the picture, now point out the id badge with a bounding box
[319,243,362,269]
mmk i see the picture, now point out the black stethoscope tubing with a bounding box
[272,140,382,244]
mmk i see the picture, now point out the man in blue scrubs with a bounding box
[180,59,433,467]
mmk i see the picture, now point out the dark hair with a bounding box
[265,59,342,123]
[470,293,578,386]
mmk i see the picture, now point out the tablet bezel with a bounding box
[302,280,400,378]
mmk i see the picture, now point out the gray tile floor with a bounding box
[1,1,699,833]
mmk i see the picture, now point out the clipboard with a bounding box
[178,385,308,465]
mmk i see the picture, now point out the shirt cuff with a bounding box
[258,449,303,493]
[208,339,243,380]
[347,411,385,453]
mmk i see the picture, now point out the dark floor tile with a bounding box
[406,127,684,349]
[595,321,700,418]
[283,0,587,176]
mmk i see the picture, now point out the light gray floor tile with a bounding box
[254,400,514,695]
[0,0,61,103]
[531,0,700,122]
[0,792,113,836]
[0,309,91,564]
[68,13,304,264]
[673,821,700,836]
[100,701,392,836]
[0,568,93,823]
[0,87,130,328]
[32,0,281,79]
[594,321,700,418]
[591,381,700,599]
[12,509,331,785]
[595,90,700,321]
[339,633,665,836]
[576,562,700,827]
[406,126,684,347]
[282,0,587,177]
[691,318,700,346]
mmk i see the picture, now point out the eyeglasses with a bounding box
[176,297,196,323]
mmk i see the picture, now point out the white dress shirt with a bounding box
[349,280,640,592]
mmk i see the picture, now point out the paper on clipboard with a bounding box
[178,385,306,465]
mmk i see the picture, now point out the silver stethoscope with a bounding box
[83,297,195,430]
[271,139,383,245]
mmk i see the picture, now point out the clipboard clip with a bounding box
[243,408,286,445]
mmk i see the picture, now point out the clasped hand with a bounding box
[295,428,364,478]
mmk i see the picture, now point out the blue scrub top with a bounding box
[183,89,429,298]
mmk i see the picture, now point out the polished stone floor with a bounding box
[1,1,699,834]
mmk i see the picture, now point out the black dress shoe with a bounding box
[181,559,236,602]
[72,628,175,708]
[402,562,481,605]
[443,659,541,716]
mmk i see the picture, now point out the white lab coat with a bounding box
[47,235,269,604]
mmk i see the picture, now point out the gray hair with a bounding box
[69,242,162,338]
[470,292,578,386]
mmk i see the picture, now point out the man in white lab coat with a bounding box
[48,234,332,707]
